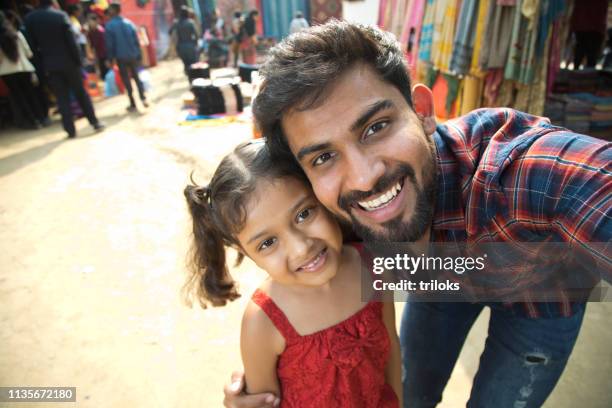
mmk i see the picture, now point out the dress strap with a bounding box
[251,289,300,342]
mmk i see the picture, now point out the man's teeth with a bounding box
[358,182,402,211]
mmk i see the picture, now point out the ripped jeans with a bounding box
[400,302,586,408]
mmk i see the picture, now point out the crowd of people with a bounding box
[0,0,151,137]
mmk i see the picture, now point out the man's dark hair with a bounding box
[109,3,121,15]
[38,0,54,7]
[253,19,413,160]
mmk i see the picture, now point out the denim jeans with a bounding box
[400,302,586,408]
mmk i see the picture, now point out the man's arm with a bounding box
[382,301,402,405]
[105,23,116,62]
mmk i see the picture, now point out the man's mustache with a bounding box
[338,164,417,212]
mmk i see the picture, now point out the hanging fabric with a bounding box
[449,0,480,76]
[479,1,516,69]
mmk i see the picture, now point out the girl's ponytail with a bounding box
[183,184,240,308]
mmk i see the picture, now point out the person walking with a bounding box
[24,0,103,138]
[289,11,309,35]
[87,13,108,79]
[169,6,199,75]
[0,11,49,129]
[240,10,259,65]
[105,2,148,112]
[229,11,242,67]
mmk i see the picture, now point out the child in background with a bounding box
[183,141,402,407]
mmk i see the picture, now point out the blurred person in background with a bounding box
[240,10,259,65]
[25,0,103,138]
[87,13,108,79]
[0,10,49,129]
[230,10,242,67]
[289,11,309,35]
[105,2,148,112]
[67,3,87,62]
[169,5,199,76]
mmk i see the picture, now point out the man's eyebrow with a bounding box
[296,142,331,162]
[350,99,395,132]
[295,100,395,162]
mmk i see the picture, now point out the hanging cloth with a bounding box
[418,0,435,63]
[400,0,426,71]
[469,0,491,77]
[449,0,480,76]
[431,0,459,73]
[479,1,516,69]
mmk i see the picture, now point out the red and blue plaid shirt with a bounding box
[432,108,611,318]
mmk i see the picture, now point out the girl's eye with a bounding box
[296,206,315,223]
[257,237,276,251]
[313,152,336,167]
[364,121,388,139]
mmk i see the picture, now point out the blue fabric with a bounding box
[400,301,586,408]
[261,0,308,40]
[105,16,141,61]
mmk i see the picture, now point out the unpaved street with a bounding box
[0,60,609,408]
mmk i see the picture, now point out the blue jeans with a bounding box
[400,302,586,408]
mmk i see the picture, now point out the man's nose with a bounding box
[343,146,385,193]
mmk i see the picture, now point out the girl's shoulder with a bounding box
[241,286,285,353]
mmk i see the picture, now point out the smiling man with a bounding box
[222,21,611,408]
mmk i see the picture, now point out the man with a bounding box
[289,11,309,35]
[24,0,104,138]
[105,2,148,112]
[223,21,611,408]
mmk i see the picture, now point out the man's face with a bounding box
[281,64,437,242]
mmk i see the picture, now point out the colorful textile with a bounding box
[504,0,539,84]
[479,1,515,69]
[400,0,426,71]
[470,0,491,76]
[417,0,435,63]
[434,108,611,318]
[449,0,479,75]
[431,0,459,72]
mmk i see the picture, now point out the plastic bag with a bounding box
[104,69,119,97]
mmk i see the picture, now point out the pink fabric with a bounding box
[400,0,426,69]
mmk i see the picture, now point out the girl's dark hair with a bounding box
[253,19,413,161]
[183,141,307,308]
[0,11,18,63]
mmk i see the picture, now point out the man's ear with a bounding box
[412,84,436,135]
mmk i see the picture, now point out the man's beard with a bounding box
[338,161,437,243]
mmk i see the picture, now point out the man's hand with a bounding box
[223,371,280,408]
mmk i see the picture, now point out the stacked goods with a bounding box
[238,63,259,83]
[188,62,210,83]
[191,78,243,116]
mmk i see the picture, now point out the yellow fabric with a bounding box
[470,0,490,77]
[431,0,459,73]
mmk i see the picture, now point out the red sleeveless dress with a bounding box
[251,289,399,408]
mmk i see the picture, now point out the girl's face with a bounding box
[236,177,343,288]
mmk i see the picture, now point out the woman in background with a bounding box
[0,11,49,129]
[240,10,259,65]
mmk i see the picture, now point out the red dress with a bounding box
[251,289,399,408]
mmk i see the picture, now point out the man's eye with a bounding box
[313,152,335,166]
[296,206,315,223]
[364,121,388,138]
[257,238,276,251]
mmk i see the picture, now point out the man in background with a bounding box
[289,11,309,35]
[25,0,104,138]
[105,2,148,112]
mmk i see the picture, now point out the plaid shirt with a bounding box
[432,108,611,318]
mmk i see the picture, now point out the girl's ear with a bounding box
[412,84,436,135]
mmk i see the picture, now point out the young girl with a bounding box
[184,141,402,407]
